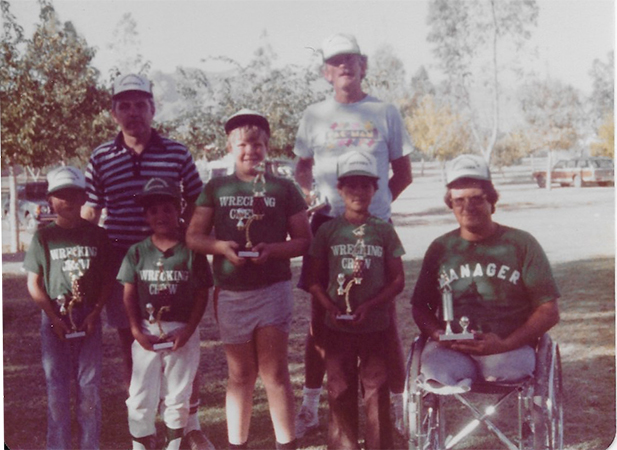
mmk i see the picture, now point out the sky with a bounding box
[6,0,615,95]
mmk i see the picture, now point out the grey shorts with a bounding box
[217,280,293,345]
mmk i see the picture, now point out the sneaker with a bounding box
[181,430,216,450]
[295,405,319,439]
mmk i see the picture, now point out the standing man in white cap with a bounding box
[411,154,560,395]
[81,74,208,446]
[293,33,414,437]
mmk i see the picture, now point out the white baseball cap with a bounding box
[321,33,362,61]
[46,166,86,195]
[224,109,270,136]
[446,154,491,186]
[113,73,153,99]
[337,151,379,180]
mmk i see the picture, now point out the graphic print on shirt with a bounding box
[139,258,189,297]
[50,245,98,275]
[326,121,378,149]
[218,194,277,226]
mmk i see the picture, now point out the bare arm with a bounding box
[186,205,245,266]
[295,157,314,197]
[27,272,70,339]
[389,155,412,201]
[251,210,311,263]
[81,205,102,225]
[171,286,208,350]
[353,257,405,324]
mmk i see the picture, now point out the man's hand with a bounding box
[449,332,508,355]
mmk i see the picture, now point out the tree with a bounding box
[171,31,328,160]
[1,0,114,250]
[364,44,409,105]
[590,113,614,158]
[427,0,539,163]
[107,12,150,79]
[406,94,474,163]
[518,78,584,154]
[492,129,531,169]
[588,50,614,127]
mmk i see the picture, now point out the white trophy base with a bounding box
[238,250,260,258]
[336,314,355,321]
[439,332,475,341]
[66,331,86,339]
[153,341,174,351]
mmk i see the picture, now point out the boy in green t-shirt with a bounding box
[24,166,112,450]
[307,151,405,450]
[118,178,213,450]
[187,109,311,450]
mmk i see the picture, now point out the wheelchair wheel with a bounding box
[405,336,444,450]
[532,336,564,450]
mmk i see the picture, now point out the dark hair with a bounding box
[444,178,499,213]
[337,176,379,190]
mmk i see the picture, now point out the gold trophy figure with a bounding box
[56,258,86,339]
[146,303,174,351]
[438,272,474,341]
[238,162,266,257]
[336,225,367,321]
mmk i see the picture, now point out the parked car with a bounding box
[2,181,56,231]
[532,157,614,188]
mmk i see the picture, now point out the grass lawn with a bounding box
[3,254,615,449]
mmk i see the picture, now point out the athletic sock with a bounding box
[301,386,322,412]
[184,401,201,433]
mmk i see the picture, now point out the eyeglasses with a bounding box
[451,194,487,208]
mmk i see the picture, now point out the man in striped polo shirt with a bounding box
[81,74,208,443]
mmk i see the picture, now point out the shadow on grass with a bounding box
[3,257,614,449]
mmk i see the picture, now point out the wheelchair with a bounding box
[403,333,563,450]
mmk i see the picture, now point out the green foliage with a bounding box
[492,130,531,168]
[588,51,614,128]
[364,44,409,106]
[518,78,583,153]
[590,113,614,158]
[427,0,539,162]
[405,94,473,162]
[170,34,328,161]
[1,0,115,171]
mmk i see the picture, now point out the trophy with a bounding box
[147,257,174,350]
[306,181,328,216]
[438,272,474,341]
[55,258,86,339]
[146,303,174,350]
[336,224,367,321]
[237,163,266,258]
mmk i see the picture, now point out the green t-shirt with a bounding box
[24,220,112,306]
[196,173,307,290]
[411,224,560,339]
[117,237,213,323]
[310,216,405,333]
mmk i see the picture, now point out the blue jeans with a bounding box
[41,310,102,450]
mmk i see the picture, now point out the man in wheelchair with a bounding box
[411,154,560,395]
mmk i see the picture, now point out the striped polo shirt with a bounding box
[84,130,203,250]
